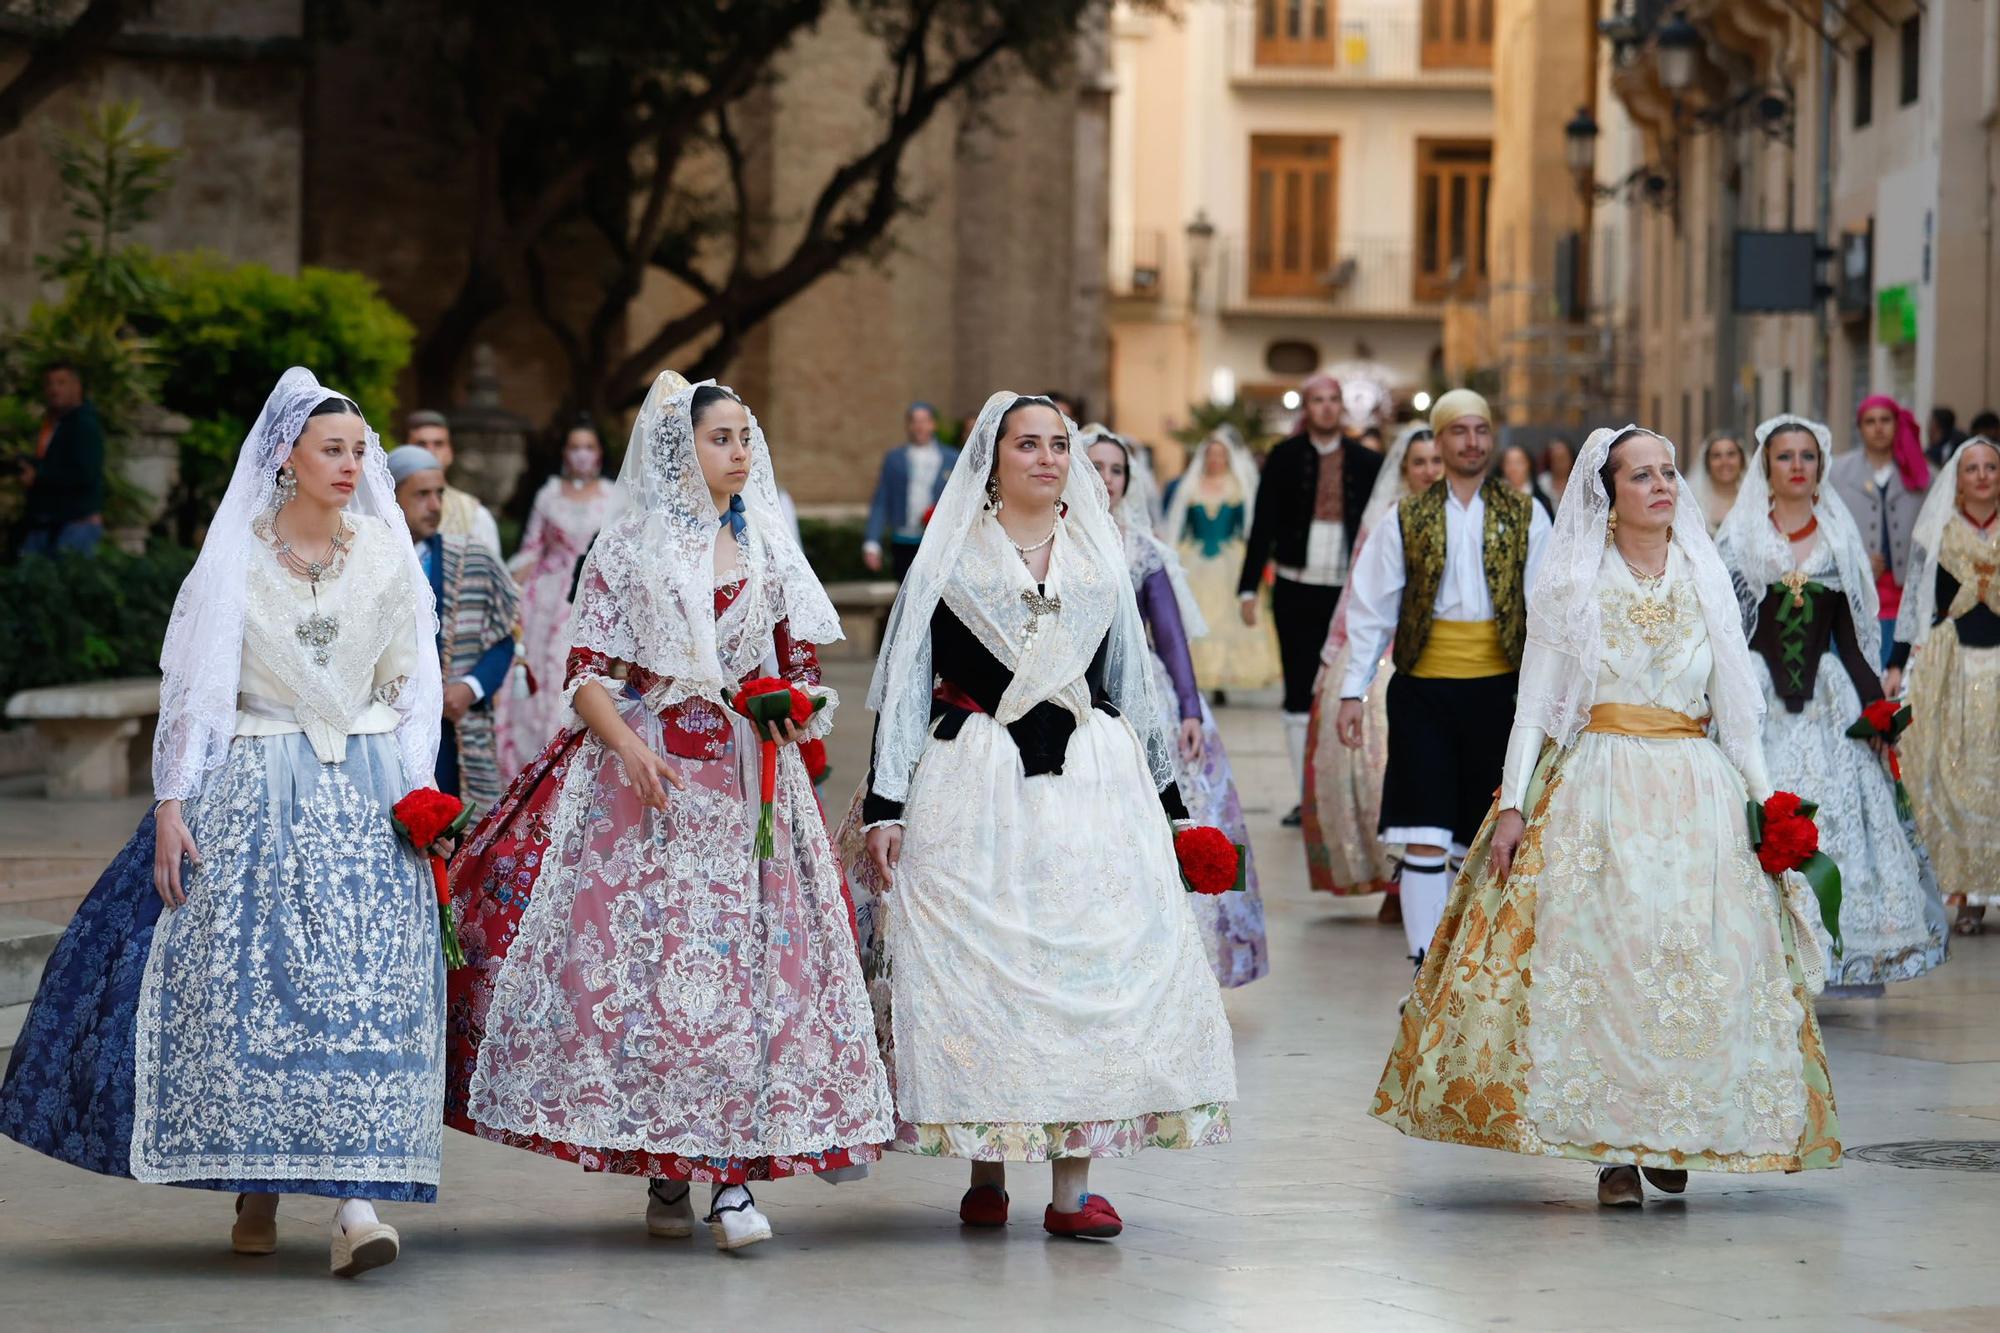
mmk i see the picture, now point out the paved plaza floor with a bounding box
[1,664,1997,1330]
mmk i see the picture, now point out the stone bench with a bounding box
[821,580,900,661]
[4,677,161,799]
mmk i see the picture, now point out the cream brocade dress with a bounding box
[1902,516,2000,906]
[1373,550,1841,1172]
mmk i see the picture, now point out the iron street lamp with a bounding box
[1654,11,1700,93]
[1185,209,1216,307]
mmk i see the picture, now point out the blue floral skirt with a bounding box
[0,733,443,1201]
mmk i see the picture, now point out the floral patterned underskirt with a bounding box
[891,1103,1230,1161]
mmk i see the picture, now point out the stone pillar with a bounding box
[113,404,188,553]
[448,343,531,511]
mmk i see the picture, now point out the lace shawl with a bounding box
[153,367,440,800]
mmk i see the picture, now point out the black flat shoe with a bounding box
[1281,804,1303,827]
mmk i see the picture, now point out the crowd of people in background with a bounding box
[4,351,1998,1271]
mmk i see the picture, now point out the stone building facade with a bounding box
[2,1,1112,509]
[1105,0,1495,449]
[1594,0,2000,447]
[0,1,307,318]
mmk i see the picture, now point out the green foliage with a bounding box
[37,101,177,321]
[0,102,178,530]
[1,102,176,443]
[0,544,195,699]
[1171,399,1277,457]
[796,516,872,585]
[137,255,415,540]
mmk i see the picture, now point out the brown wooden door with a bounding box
[1414,138,1491,301]
[1255,0,1337,67]
[1249,134,1339,299]
[1421,0,1494,70]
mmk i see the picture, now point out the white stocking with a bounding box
[334,1198,378,1233]
[1399,855,1451,961]
[1282,710,1310,787]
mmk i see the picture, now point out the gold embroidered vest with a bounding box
[1391,476,1531,674]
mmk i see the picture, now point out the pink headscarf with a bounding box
[1857,394,1931,491]
[1293,373,1343,436]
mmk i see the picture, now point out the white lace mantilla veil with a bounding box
[866,391,1176,806]
[563,372,840,714]
[1081,424,1207,639]
[153,367,441,802]
[1715,414,1880,671]
[1321,423,1428,661]
[1897,434,2000,649]
[1161,423,1260,547]
[1518,424,1766,779]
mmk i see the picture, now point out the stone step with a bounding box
[0,859,98,928]
[0,912,64,1009]
[0,1001,27,1054]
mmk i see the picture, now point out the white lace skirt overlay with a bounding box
[886,710,1237,1126]
[1524,732,1812,1159]
[131,733,445,1186]
[1753,657,1947,984]
[466,706,895,1159]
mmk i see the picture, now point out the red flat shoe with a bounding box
[959,1182,1010,1227]
[1043,1194,1122,1240]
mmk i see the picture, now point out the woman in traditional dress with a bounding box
[1302,425,1443,912]
[1373,424,1841,1207]
[1164,426,1281,696]
[1690,430,1747,534]
[1537,438,1575,510]
[494,420,619,778]
[840,392,1236,1241]
[1498,443,1554,516]
[444,373,894,1251]
[1083,426,1268,988]
[1716,415,1947,987]
[1893,436,2000,935]
[0,369,446,1276]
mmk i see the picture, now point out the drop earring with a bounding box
[275,467,298,506]
[1604,507,1619,547]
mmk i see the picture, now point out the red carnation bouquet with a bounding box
[729,676,829,858]
[1844,699,1914,820]
[1174,826,1247,895]
[392,788,474,969]
[1747,791,1843,954]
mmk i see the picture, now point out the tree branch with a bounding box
[0,0,151,142]
[606,19,1015,403]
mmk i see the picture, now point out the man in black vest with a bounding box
[1238,373,1382,825]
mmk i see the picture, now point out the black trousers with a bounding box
[1378,671,1517,849]
[890,540,921,582]
[1272,576,1343,713]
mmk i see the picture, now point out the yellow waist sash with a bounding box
[1581,703,1710,739]
[1410,618,1512,679]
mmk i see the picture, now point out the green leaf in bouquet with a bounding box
[1801,850,1842,957]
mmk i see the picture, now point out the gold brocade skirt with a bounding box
[1903,626,2000,905]
[1371,732,1841,1173]
[1303,643,1398,895]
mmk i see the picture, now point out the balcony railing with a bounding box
[1211,233,1461,318]
[1226,2,1492,86]
[1108,228,1168,301]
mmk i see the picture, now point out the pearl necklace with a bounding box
[1006,518,1060,564]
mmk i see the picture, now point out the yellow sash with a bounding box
[1410,619,1512,679]
[1581,703,1709,739]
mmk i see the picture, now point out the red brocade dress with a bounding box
[443,578,894,1184]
